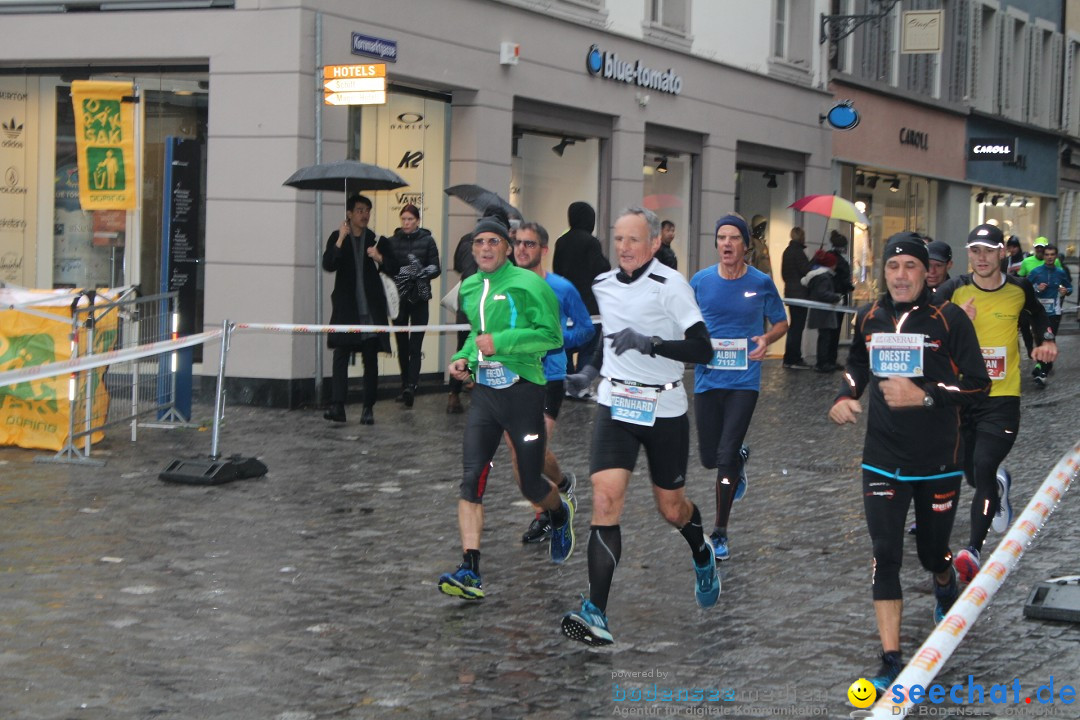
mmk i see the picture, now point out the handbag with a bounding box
[440,279,462,313]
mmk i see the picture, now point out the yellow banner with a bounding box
[71,81,137,210]
[0,290,118,451]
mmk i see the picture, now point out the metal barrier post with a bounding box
[210,319,232,460]
[82,304,96,458]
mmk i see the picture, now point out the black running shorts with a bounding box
[589,406,689,490]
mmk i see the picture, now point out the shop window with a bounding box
[970,1,1001,114]
[770,0,812,82]
[976,192,1041,245]
[1027,24,1061,129]
[1066,38,1080,134]
[642,151,691,276]
[511,131,601,261]
[649,0,689,35]
[734,166,798,283]
[1000,11,1029,121]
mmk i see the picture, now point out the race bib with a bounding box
[477,361,519,389]
[981,346,1007,381]
[609,381,658,427]
[707,338,749,370]
[869,333,924,377]
[1039,297,1059,315]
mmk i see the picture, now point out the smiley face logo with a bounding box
[847,678,876,708]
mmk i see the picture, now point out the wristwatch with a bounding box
[922,392,935,408]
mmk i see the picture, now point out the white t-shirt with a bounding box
[593,259,704,417]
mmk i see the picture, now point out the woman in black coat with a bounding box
[389,203,441,406]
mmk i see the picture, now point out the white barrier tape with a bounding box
[870,440,1080,718]
[235,317,605,335]
[235,322,472,334]
[783,297,859,314]
[0,329,223,389]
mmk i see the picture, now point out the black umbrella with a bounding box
[445,184,522,220]
[283,160,407,193]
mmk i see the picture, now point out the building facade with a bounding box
[0,0,837,405]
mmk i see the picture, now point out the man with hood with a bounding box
[553,202,610,376]
[781,226,812,369]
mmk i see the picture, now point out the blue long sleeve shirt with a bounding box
[542,271,595,381]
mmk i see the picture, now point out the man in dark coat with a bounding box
[552,201,609,375]
[322,194,399,425]
[781,226,812,369]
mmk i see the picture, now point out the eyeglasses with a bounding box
[513,239,540,249]
[472,237,503,247]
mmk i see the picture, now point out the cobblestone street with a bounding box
[1,338,1078,720]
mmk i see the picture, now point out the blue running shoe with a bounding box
[438,565,484,600]
[933,567,959,623]
[709,530,730,562]
[560,471,578,512]
[734,444,749,501]
[562,595,613,646]
[550,499,575,565]
[992,467,1013,533]
[869,652,902,694]
[694,539,721,608]
[954,546,980,585]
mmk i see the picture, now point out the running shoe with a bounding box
[521,512,551,544]
[908,521,917,535]
[869,652,902,694]
[438,565,484,600]
[1032,364,1047,388]
[549,499,575,564]
[734,444,750,501]
[934,567,959,623]
[709,530,730,562]
[694,539,721,608]
[954,546,980,585]
[560,471,578,511]
[562,595,614,646]
[992,467,1014,533]
[783,362,812,370]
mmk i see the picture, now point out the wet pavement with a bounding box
[1,336,1078,720]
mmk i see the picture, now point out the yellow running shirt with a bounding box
[935,274,1051,398]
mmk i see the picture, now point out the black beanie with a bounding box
[471,217,510,244]
[715,214,751,247]
[882,232,929,270]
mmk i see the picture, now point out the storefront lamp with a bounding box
[889,178,901,192]
[821,101,860,130]
[991,194,1002,206]
[976,191,987,203]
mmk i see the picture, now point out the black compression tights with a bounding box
[964,432,1016,553]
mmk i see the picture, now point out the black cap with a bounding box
[471,217,510,244]
[883,232,930,270]
[927,240,952,264]
[967,224,1004,248]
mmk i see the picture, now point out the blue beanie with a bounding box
[715,214,750,247]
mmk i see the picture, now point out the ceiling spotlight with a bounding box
[889,178,901,192]
[867,176,879,189]
[991,194,1003,206]
[976,191,987,203]
[856,173,865,186]
[764,172,778,189]
[552,137,575,157]
[1021,197,1030,208]
[656,156,669,174]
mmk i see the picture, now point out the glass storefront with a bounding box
[850,167,937,303]
[352,90,451,380]
[734,165,798,281]
[511,130,601,265]
[973,191,1042,248]
[642,149,691,275]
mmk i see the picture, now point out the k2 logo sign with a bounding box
[397,150,423,169]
